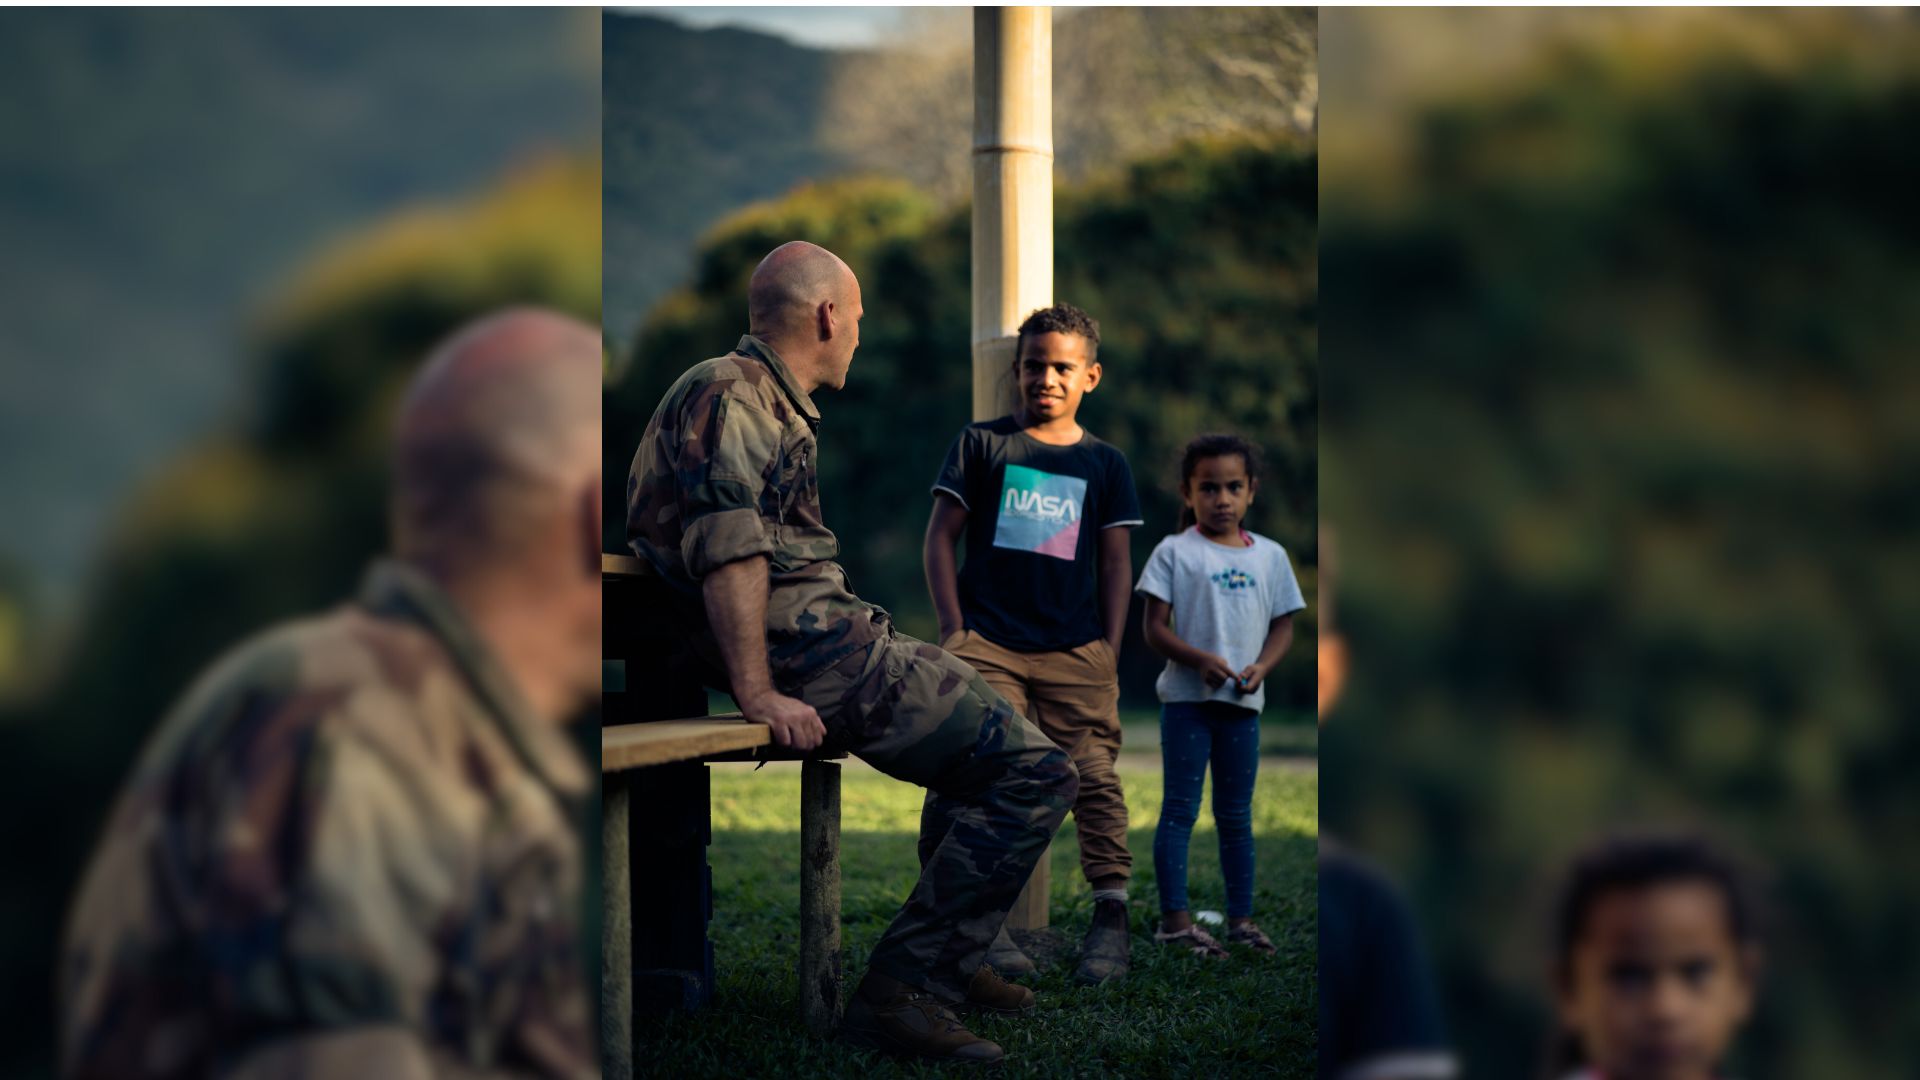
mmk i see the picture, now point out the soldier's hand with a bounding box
[739,689,827,751]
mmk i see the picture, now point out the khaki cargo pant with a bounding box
[942,630,1131,887]
[792,625,1079,1002]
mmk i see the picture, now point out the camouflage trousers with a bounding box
[794,626,1079,1002]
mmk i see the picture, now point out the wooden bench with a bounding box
[600,555,844,1080]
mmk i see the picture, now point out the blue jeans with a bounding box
[1154,700,1260,918]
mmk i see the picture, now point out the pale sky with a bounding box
[626,6,911,50]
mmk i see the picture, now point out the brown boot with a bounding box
[965,966,1036,1015]
[841,970,1005,1064]
[1074,898,1132,985]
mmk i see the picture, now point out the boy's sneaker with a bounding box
[984,925,1036,977]
[841,970,1005,1064]
[1073,898,1131,985]
[965,966,1037,1015]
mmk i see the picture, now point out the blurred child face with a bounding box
[1182,453,1256,540]
[1557,881,1756,1080]
[1015,331,1099,425]
[1317,634,1346,722]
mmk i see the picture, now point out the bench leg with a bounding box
[602,773,633,1080]
[799,758,842,1035]
[1005,845,1052,931]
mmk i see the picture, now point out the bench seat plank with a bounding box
[602,716,765,771]
[602,553,649,578]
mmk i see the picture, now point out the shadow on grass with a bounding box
[633,795,1317,1077]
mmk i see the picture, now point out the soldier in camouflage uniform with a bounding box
[627,242,1078,1064]
[60,310,604,1080]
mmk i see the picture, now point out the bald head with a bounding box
[748,241,856,341]
[393,307,601,570]
[746,241,865,394]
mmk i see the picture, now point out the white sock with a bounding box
[1090,888,1128,904]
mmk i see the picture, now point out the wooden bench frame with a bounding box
[601,555,844,1079]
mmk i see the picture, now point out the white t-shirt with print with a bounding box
[1135,526,1306,714]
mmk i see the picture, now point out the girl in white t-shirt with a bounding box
[1135,434,1305,958]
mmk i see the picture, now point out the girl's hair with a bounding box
[1544,831,1762,1076]
[1176,433,1261,531]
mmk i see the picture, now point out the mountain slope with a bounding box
[602,12,842,343]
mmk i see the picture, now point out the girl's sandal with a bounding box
[1226,923,1277,955]
[1153,924,1230,959]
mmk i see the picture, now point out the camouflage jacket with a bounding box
[60,560,594,1080]
[626,334,885,686]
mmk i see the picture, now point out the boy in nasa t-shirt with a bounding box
[924,303,1144,985]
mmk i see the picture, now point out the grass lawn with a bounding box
[632,756,1317,1077]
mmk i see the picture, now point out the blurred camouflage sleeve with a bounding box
[269,727,449,1028]
[223,1027,437,1080]
[678,390,782,578]
[217,717,579,1079]
[62,575,593,1080]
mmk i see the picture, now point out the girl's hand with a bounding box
[1197,654,1240,689]
[1235,664,1267,694]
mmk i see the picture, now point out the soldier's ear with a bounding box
[817,299,836,342]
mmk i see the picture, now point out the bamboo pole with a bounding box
[973,6,1054,932]
[972,6,1053,422]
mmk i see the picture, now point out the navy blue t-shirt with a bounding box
[1319,842,1458,1078]
[932,417,1143,653]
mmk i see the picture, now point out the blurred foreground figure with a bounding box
[1318,529,1459,1080]
[60,310,603,1079]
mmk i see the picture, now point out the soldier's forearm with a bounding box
[702,554,775,702]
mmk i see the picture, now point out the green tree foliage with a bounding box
[601,8,1320,347]
[605,135,1318,714]
[1322,23,1920,1078]
[0,559,28,700]
[0,157,599,1077]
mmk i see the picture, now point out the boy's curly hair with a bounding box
[1015,303,1101,362]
